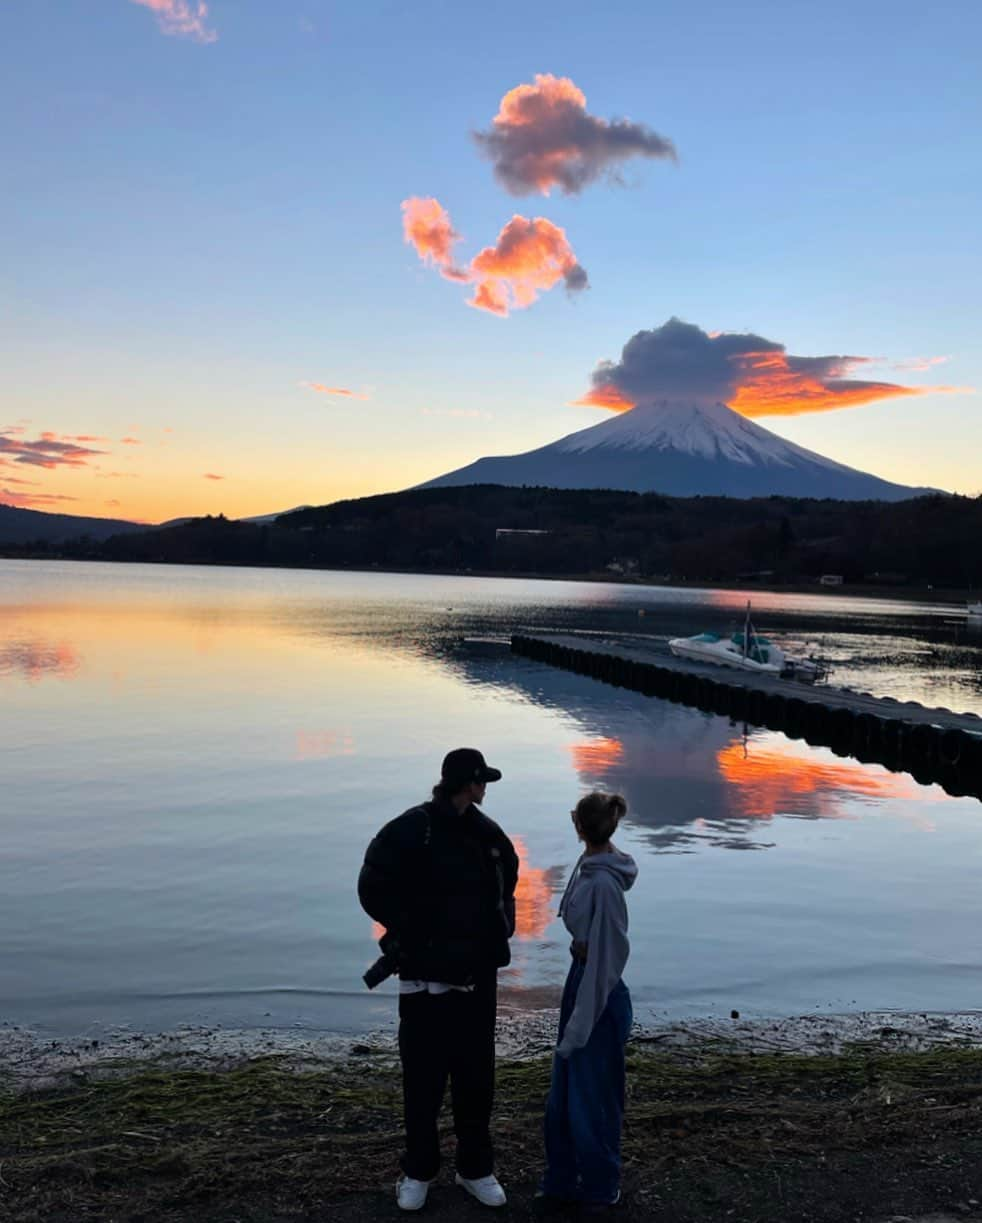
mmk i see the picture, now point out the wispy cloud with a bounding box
[1,488,79,509]
[400,198,469,280]
[890,355,951,372]
[0,430,108,469]
[128,0,217,43]
[301,383,370,400]
[474,74,677,196]
[402,198,588,317]
[203,472,224,480]
[119,436,142,445]
[574,317,966,418]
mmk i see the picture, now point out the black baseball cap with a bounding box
[441,748,502,788]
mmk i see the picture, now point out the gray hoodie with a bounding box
[555,847,638,1058]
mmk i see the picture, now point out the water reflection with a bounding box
[455,649,958,853]
[0,639,80,682]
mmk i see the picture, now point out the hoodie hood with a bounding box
[577,848,638,891]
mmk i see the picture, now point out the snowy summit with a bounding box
[418,399,937,500]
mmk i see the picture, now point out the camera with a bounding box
[363,931,400,990]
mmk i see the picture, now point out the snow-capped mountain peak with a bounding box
[556,399,851,472]
[416,397,938,501]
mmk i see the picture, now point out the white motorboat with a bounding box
[669,603,831,683]
[668,630,784,673]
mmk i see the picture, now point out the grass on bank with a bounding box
[3,1045,982,1220]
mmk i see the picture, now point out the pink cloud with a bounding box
[302,383,370,400]
[474,73,676,196]
[203,472,224,480]
[120,436,142,445]
[128,0,217,43]
[402,198,588,317]
[0,430,108,470]
[401,198,468,280]
[2,489,79,509]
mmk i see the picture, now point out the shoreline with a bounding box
[5,1010,982,1221]
[6,1007,982,1095]
[0,552,975,610]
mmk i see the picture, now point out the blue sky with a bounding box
[1,0,979,520]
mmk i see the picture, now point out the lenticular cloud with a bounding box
[574,317,955,419]
[402,197,588,317]
[474,74,677,197]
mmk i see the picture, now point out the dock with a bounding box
[511,633,982,801]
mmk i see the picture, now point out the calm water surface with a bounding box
[2,560,981,1039]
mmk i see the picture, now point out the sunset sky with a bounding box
[2,0,979,523]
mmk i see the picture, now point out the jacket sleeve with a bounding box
[556,877,629,1059]
[357,818,414,936]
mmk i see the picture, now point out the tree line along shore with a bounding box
[2,486,981,593]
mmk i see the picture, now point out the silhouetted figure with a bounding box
[358,748,519,1212]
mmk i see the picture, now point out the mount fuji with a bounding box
[418,399,936,500]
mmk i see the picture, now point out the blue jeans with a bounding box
[542,960,633,1204]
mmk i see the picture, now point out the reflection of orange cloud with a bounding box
[728,352,922,419]
[512,835,554,939]
[568,737,625,779]
[717,737,933,823]
[0,641,80,683]
[370,836,553,943]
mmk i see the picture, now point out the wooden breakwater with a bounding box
[511,633,982,801]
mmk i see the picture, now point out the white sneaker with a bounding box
[455,1172,507,1207]
[396,1176,432,1211]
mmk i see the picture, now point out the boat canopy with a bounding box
[731,631,772,664]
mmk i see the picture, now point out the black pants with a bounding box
[398,972,497,1181]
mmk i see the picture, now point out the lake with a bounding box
[2,559,981,1041]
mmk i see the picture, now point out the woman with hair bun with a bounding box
[539,791,637,1214]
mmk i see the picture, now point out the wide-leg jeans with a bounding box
[543,960,633,1204]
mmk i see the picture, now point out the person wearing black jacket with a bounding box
[358,748,519,1213]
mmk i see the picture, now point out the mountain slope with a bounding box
[418,400,937,501]
[0,504,144,544]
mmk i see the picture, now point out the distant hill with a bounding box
[18,486,973,592]
[419,399,939,501]
[0,503,144,545]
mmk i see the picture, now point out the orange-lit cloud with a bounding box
[0,430,108,469]
[128,0,217,43]
[403,198,588,317]
[302,382,370,400]
[468,215,588,316]
[577,317,963,419]
[474,73,677,196]
[401,197,468,280]
[203,472,224,480]
[1,489,79,509]
[120,436,142,445]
